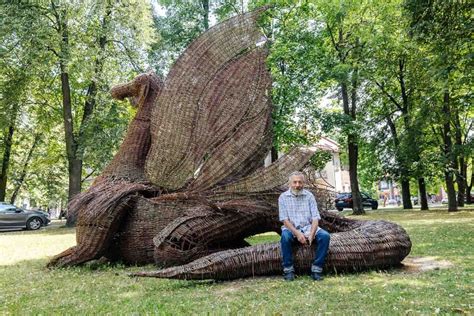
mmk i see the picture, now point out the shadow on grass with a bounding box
[0,225,75,236]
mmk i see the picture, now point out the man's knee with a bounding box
[317,229,330,243]
[281,230,294,243]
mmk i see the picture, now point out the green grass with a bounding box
[1,210,473,315]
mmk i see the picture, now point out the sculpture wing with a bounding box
[211,146,318,194]
[145,8,271,190]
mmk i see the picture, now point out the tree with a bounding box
[150,0,244,74]
[294,0,375,214]
[362,1,431,210]
[1,1,155,222]
[404,0,473,211]
[254,1,373,214]
[0,69,28,202]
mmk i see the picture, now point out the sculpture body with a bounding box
[49,8,411,280]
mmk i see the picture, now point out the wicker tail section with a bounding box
[132,219,411,280]
[152,200,280,267]
[48,180,154,267]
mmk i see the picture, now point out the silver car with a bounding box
[0,203,51,230]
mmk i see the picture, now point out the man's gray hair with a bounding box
[288,171,305,182]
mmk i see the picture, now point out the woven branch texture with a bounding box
[49,8,411,279]
[145,8,271,190]
[131,211,411,280]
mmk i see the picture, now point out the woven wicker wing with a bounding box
[145,9,268,190]
[187,48,272,191]
[212,146,318,194]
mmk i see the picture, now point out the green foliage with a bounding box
[0,1,156,205]
[149,0,245,75]
[357,139,383,194]
[0,0,471,206]
[403,0,473,197]
[309,150,332,171]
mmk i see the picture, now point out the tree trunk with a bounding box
[445,171,457,211]
[271,146,278,163]
[348,136,363,214]
[60,68,81,202]
[418,177,429,210]
[55,4,112,226]
[201,0,210,30]
[399,59,412,210]
[341,81,363,214]
[442,92,458,212]
[456,157,466,207]
[54,7,81,226]
[0,123,15,202]
[466,157,473,204]
[385,115,412,209]
[400,179,412,209]
[466,161,474,204]
[0,99,20,202]
[10,133,40,204]
[454,110,465,207]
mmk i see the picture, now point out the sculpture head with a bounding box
[110,72,161,108]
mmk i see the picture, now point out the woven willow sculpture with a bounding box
[48,8,411,280]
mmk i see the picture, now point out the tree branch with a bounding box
[109,39,143,72]
[46,45,60,58]
[81,169,96,184]
[374,81,403,111]
[326,23,339,54]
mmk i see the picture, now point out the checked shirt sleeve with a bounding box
[309,193,321,220]
[278,194,289,222]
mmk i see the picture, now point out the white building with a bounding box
[312,137,350,193]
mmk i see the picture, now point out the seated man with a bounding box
[279,171,330,281]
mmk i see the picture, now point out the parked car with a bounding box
[335,192,378,211]
[0,203,50,230]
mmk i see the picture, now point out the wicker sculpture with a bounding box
[48,8,411,280]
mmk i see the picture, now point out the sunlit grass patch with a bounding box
[0,226,76,266]
[0,210,472,314]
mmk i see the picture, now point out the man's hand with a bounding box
[282,219,308,245]
[296,231,307,245]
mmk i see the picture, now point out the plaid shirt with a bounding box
[279,189,321,237]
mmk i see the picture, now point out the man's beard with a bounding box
[291,188,303,195]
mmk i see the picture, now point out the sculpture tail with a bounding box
[131,219,411,280]
[48,179,155,268]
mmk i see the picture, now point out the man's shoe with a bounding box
[283,271,295,281]
[311,272,323,281]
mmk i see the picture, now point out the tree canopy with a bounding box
[0,0,471,213]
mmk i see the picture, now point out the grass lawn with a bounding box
[1,210,473,315]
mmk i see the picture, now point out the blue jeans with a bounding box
[280,228,330,272]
